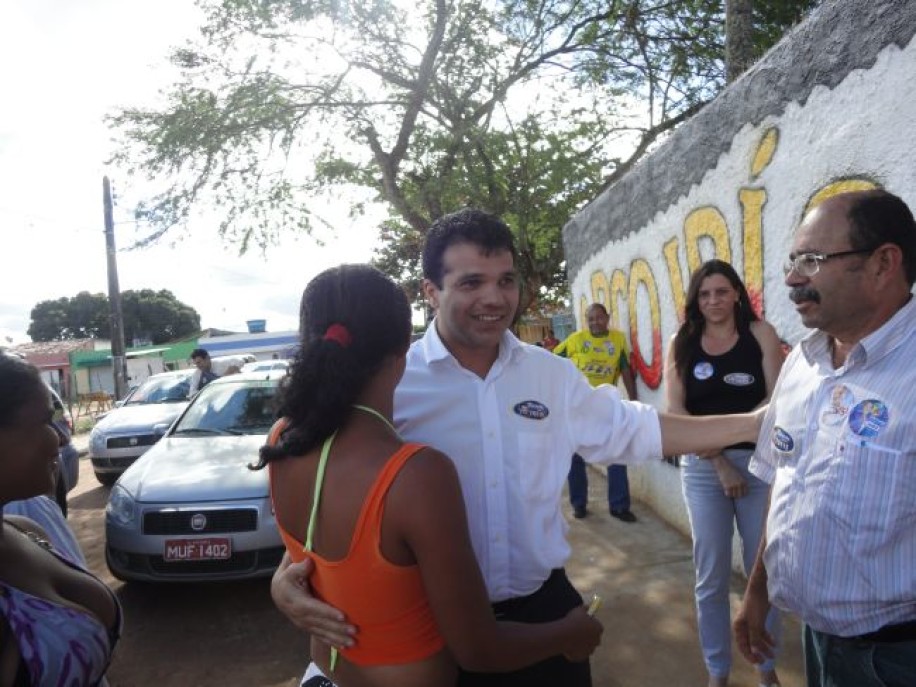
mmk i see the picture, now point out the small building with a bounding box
[196,330,299,361]
[10,339,100,402]
[70,341,200,398]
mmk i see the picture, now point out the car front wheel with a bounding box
[95,472,119,487]
[54,471,69,518]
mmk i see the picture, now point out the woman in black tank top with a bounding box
[664,260,786,687]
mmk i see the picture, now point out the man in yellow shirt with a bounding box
[554,303,639,522]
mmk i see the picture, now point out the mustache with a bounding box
[789,286,821,304]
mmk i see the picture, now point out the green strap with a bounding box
[305,406,396,552]
[304,431,339,671]
[303,405,395,672]
[304,431,336,553]
[352,403,398,434]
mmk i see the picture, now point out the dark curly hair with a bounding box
[0,353,45,429]
[252,264,412,468]
[422,209,516,288]
[672,259,759,384]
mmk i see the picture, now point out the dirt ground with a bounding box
[69,443,804,687]
[69,456,309,687]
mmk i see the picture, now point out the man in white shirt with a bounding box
[274,209,764,687]
[188,348,219,395]
[734,190,916,686]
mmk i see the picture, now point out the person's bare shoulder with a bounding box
[4,514,53,543]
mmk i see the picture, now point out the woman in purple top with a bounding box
[0,353,122,686]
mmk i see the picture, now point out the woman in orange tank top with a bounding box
[252,264,601,687]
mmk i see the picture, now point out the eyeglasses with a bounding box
[782,248,876,277]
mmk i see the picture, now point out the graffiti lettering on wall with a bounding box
[579,126,878,389]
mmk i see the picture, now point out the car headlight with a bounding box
[106,485,137,527]
[89,429,106,453]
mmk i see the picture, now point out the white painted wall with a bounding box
[569,38,916,553]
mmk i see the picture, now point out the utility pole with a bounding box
[103,176,128,400]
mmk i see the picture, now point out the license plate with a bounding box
[164,538,231,562]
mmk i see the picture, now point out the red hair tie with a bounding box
[323,323,352,347]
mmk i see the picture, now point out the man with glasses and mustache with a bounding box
[734,190,916,687]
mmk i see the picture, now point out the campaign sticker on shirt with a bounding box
[723,372,755,386]
[693,361,714,380]
[582,341,592,352]
[847,399,889,438]
[603,341,617,356]
[513,400,549,420]
[821,384,855,426]
[771,426,794,453]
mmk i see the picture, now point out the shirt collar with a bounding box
[418,318,525,369]
[800,293,916,368]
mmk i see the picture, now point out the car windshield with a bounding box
[125,374,191,405]
[172,380,279,436]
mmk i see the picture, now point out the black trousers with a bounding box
[457,568,592,687]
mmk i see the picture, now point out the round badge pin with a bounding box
[693,361,714,380]
[848,399,889,438]
[772,426,794,453]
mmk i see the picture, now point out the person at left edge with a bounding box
[553,303,639,522]
[0,353,122,686]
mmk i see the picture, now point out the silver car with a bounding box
[49,385,80,516]
[105,371,285,582]
[89,370,194,485]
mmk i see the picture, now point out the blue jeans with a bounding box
[567,455,630,512]
[681,449,780,678]
[803,624,916,687]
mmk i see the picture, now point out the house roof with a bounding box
[9,339,95,357]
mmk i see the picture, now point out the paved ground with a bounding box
[69,434,804,686]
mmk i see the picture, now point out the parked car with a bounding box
[239,358,291,374]
[105,371,286,582]
[49,384,79,516]
[89,369,194,485]
[210,354,257,376]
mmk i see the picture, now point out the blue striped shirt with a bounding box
[750,295,916,636]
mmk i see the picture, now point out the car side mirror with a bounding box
[153,423,170,439]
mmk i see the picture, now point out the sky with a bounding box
[0,0,385,345]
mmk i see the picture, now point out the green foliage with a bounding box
[28,290,201,344]
[28,293,109,342]
[110,0,820,312]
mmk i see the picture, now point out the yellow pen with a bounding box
[587,594,602,616]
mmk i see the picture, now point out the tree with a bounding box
[110,0,818,312]
[726,0,815,82]
[28,292,109,342]
[28,290,201,344]
[726,0,754,82]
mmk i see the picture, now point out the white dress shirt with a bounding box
[750,296,916,636]
[394,322,662,602]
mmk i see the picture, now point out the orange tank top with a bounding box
[268,421,446,666]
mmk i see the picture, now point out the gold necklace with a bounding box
[4,519,53,551]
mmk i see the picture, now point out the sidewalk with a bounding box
[563,478,805,687]
[72,430,89,458]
